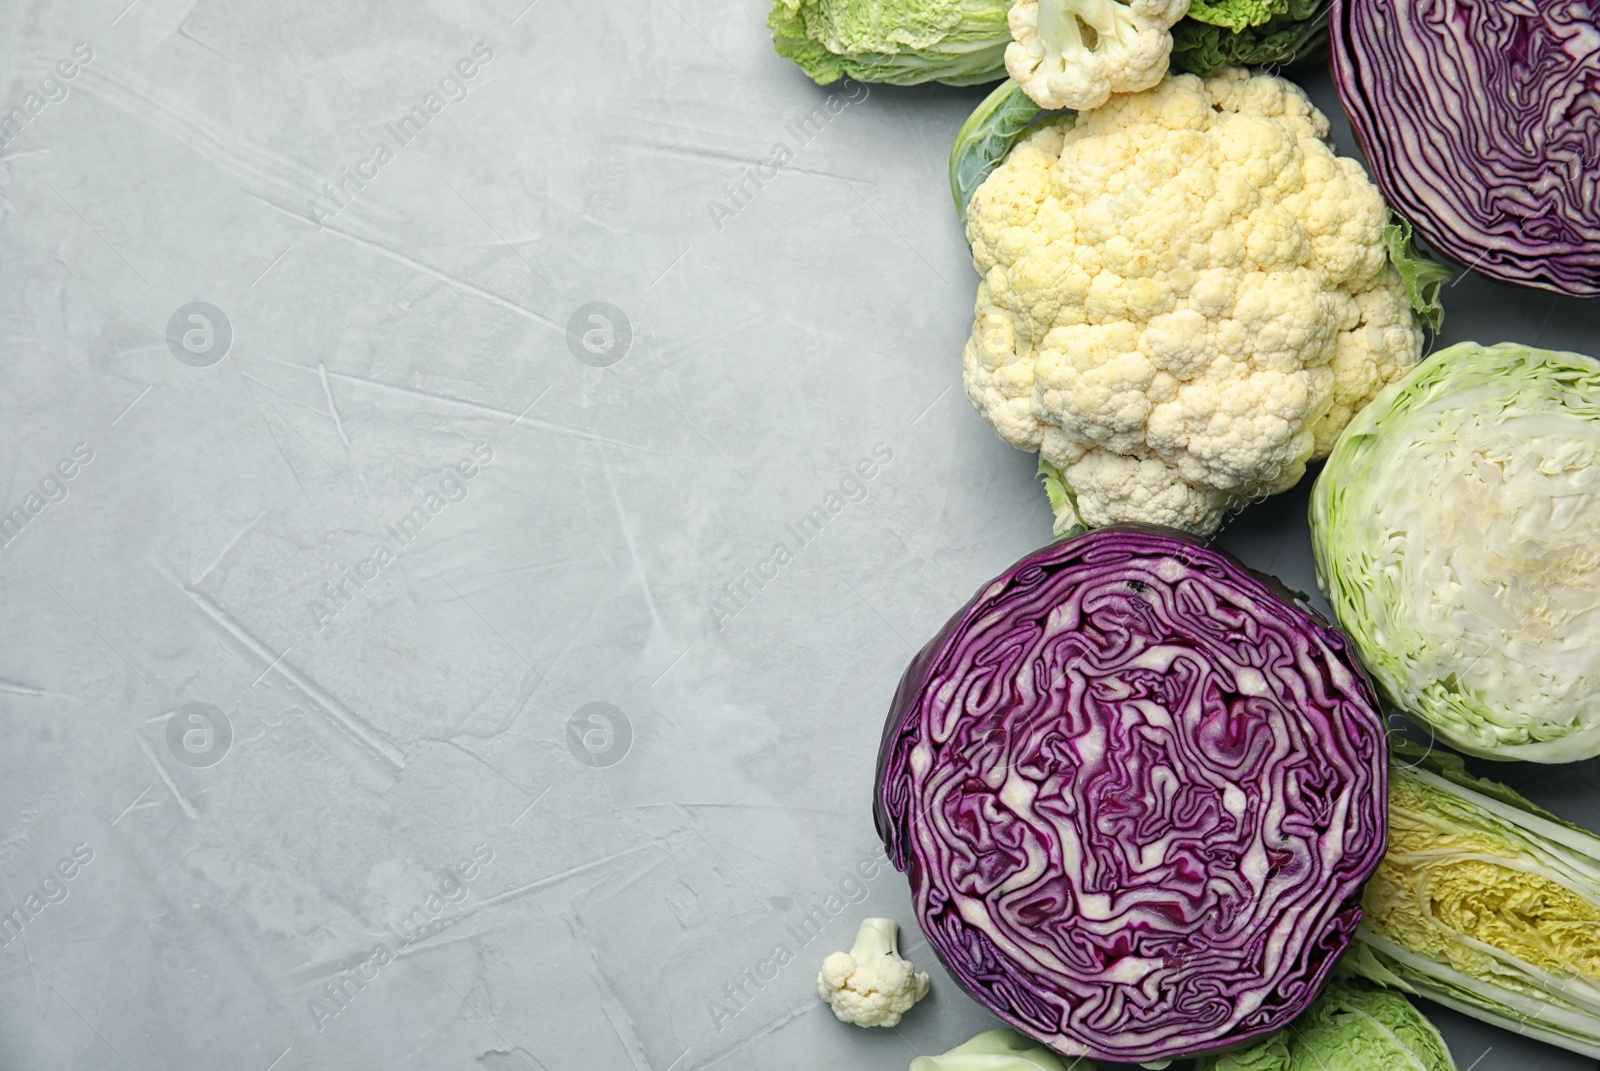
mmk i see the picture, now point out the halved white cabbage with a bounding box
[1311,341,1600,762]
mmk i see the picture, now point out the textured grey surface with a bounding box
[0,2,1596,1069]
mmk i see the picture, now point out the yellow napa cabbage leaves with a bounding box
[1363,772,1600,999]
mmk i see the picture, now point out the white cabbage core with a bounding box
[1388,405,1600,706]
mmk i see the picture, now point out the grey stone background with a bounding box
[0,0,1594,1067]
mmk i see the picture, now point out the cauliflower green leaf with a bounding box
[950,79,1057,223]
[1036,456,1087,535]
[1382,216,1453,331]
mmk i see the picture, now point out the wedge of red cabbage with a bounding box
[875,526,1388,1063]
[1330,0,1600,296]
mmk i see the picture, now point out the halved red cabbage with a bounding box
[875,527,1388,1063]
[1330,0,1600,296]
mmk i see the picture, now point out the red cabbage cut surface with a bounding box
[875,527,1388,1063]
[1331,0,1600,296]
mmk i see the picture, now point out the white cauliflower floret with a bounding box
[963,69,1425,536]
[817,917,930,1028]
[1006,0,1190,111]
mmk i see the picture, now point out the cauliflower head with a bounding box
[817,917,930,1027]
[1006,0,1190,111]
[963,68,1424,536]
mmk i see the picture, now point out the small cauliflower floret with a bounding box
[1006,0,1190,111]
[816,917,930,1028]
[962,69,1425,536]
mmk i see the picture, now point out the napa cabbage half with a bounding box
[1348,742,1600,1059]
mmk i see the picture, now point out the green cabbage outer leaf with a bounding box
[1310,341,1600,761]
[1169,3,1328,76]
[1198,977,1456,1070]
[1185,0,1307,32]
[1200,1033,1293,1071]
[1348,740,1600,1060]
[1382,217,1453,331]
[767,0,1011,86]
[909,1029,1093,1071]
